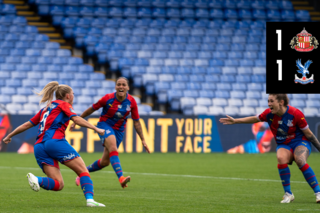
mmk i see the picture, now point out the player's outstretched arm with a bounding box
[70,107,96,131]
[133,120,150,153]
[219,115,260,125]
[71,116,105,136]
[302,128,320,152]
[2,121,34,144]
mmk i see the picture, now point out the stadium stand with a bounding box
[0,0,317,116]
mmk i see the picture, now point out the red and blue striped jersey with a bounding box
[29,100,77,145]
[258,105,309,145]
[92,92,139,131]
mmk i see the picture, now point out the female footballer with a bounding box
[219,94,320,203]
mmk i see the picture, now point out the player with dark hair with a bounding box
[2,81,106,207]
[219,94,320,203]
[71,77,150,188]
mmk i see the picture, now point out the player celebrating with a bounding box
[219,94,320,203]
[2,81,106,207]
[71,77,150,188]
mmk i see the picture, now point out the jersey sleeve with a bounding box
[295,109,309,130]
[257,108,270,122]
[59,102,78,119]
[92,95,108,110]
[29,109,42,126]
[130,98,140,120]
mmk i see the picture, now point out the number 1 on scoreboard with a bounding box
[277,60,282,81]
[276,30,281,51]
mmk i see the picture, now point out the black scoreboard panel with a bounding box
[266,22,320,93]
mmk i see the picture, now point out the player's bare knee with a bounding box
[58,181,64,190]
[277,156,290,164]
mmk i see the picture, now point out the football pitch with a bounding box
[1,153,320,213]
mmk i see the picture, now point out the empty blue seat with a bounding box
[296,10,311,21]
[1,87,16,95]
[281,10,295,21]
[59,73,74,80]
[225,9,238,19]
[210,8,224,19]
[70,80,85,88]
[0,94,11,104]
[46,64,61,72]
[6,79,21,87]
[239,59,254,67]
[37,56,52,64]
[82,88,96,96]
[253,9,266,19]
[171,82,186,90]
[27,72,43,79]
[215,91,230,99]
[2,4,16,14]
[251,75,266,83]
[85,80,101,88]
[267,9,281,20]
[236,75,251,83]
[230,91,245,99]
[1,64,15,71]
[280,1,293,10]
[16,64,31,71]
[6,56,20,63]
[31,64,46,72]
[79,64,93,72]
[247,83,263,91]
[43,72,58,80]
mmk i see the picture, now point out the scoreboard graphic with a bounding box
[266,22,320,93]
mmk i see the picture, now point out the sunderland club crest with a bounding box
[295,59,314,84]
[290,28,318,52]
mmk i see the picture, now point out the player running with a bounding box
[71,77,150,189]
[219,94,320,203]
[2,81,106,207]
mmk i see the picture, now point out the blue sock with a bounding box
[110,151,123,179]
[87,159,104,172]
[278,164,292,194]
[300,164,320,193]
[37,176,60,191]
[80,172,94,200]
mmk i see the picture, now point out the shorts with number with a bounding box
[97,122,124,148]
[34,139,80,172]
[276,140,312,154]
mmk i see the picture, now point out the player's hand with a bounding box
[69,123,76,131]
[3,137,11,144]
[219,115,235,125]
[142,140,150,153]
[96,128,105,136]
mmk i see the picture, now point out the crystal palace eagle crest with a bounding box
[290,28,318,52]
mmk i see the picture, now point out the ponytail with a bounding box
[34,81,72,107]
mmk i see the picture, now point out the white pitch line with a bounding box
[0,166,307,184]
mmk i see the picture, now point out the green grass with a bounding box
[1,153,320,212]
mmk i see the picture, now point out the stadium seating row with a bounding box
[37,6,305,20]
[53,17,267,29]
[32,0,294,10]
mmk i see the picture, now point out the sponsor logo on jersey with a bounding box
[287,120,293,127]
[118,105,122,109]
[290,28,318,52]
[126,105,131,111]
[116,112,123,118]
[295,59,314,84]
